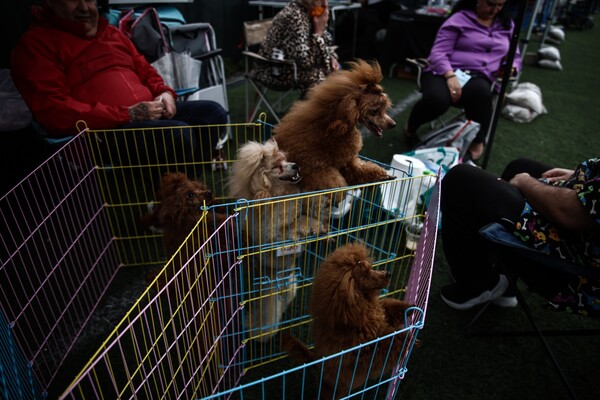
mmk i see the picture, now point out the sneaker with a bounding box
[492,295,518,307]
[493,280,518,307]
[440,275,509,310]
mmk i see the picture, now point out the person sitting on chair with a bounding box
[10,0,227,163]
[252,0,340,97]
[404,0,522,161]
[440,157,600,316]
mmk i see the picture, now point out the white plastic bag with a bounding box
[502,82,547,123]
[151,51,202,91]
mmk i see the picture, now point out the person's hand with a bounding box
[312,2,330,36]
[542,167,574,183]
[331,56,340,71]
[128,100,165,122]
[508,172,533,190]
[446,76,461,103]
[155,92,176,119]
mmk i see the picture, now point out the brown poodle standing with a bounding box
[283,243,414,398]
[274,60,396,193]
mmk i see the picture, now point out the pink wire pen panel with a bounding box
[1,116,440,399]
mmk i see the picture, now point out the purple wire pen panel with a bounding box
[1,116,440,399]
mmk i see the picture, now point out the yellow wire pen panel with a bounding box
[1,116,439,399]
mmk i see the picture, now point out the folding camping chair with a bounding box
[242,19,301,123]
[121,8,231,153]
[167,22,230,113]
[466,222,600,400]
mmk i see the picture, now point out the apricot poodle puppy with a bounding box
[229,139,307,341]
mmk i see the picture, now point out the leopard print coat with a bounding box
[252,0,336,93]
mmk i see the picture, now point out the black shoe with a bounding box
[403,125,419,149]
[440,275,509,310]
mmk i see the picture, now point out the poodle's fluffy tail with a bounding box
[282,333,316,363]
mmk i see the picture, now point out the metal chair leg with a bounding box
[464,275,579,400]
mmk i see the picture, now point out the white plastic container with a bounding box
[380,154,428,217]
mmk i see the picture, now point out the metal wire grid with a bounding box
[1,117,440,399]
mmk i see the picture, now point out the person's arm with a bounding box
[11,34,133,135]
[509,173,595,231]
[427,14,464,100]
[276,6,330,71]
[427,15,462,78]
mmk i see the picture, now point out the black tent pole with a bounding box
[482,0,528,170]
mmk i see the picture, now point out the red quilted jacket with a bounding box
[11,6,175,137]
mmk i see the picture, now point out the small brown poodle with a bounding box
[140,170,240,374]
[141,172,234,387]
[141,172,224,256]
[274,60,396,194]
[282,243,413,398]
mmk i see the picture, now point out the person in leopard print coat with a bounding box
[253,0,340,96]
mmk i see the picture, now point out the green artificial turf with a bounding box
[227,24,600,400]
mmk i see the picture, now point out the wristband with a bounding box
[445,74,456,80]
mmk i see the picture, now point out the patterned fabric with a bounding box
[251,1,336,93]
[547,276,600,318]
[513,157,600,317]
[513,158,600,266]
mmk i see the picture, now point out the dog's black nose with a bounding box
[292,163,299,171]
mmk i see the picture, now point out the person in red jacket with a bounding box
[11,0,227,163]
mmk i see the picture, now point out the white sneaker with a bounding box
[441,275,509,310]
[493,295,518,307]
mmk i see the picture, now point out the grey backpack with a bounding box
[414,120,480,160]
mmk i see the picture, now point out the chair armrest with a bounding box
[243,51,298,82]
[242,50,269,62]
[406,58,429,69]
[479,222,600,279]
[192,48,222,61]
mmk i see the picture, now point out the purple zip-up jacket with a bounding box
[426,9,522,83]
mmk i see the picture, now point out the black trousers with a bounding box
[407,72,494,143]
[91,100,227,168]
[440,159,566,294]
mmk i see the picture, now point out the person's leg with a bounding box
[441,163,525,309]
[101,119,196,167]
[406,72,452,136]
[459,77,493,160]
[501,158,553,181]
[498,158,570,299]
[173,100,228,161]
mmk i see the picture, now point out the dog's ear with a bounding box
[250,170,272,199]
[359,83,383,95]
[159,172,188,198]
[333,96,360,128]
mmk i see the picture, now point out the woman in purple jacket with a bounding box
[404,0,522,161]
